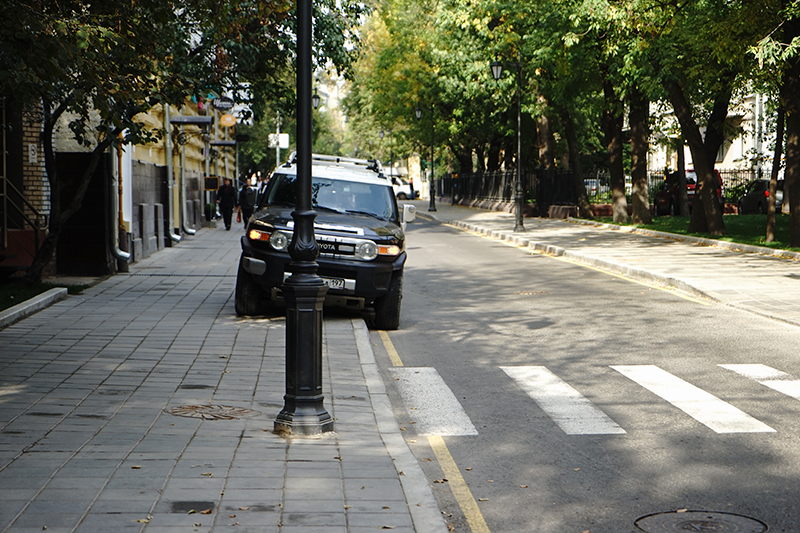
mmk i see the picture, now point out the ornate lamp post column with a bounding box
[491,54,525,232]
[274,0,334,436]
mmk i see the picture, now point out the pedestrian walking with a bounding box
[216,177,238,230]
[255,172,270,209]
[238,177,257,229]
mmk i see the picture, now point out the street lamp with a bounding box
[312,86,321,110]
[415,104,436,212]
[491,54,525,232]
[274,0,333,436]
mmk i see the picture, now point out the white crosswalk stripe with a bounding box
[720,364,800,402]
[611,365,776,434]
[387,364,790,437]
[501,366,626,435]
[388,367,479,436]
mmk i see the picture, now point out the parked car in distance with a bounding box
[654,169,724,216]
[391,177,418,200]
[583,178,610,196]
[737,178,783,214]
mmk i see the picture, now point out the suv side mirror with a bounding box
[401,204,416,230]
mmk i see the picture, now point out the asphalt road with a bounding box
[371,215,800,533]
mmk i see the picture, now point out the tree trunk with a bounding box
[782,28,800,247]
[664,79,726,235]
[486,140,502,171]
[676,138,689,216]
[558,106,593,219]
[766,105,784,243]
[602,78,628,223]
[537,95,555,172]
[629,86,651,225]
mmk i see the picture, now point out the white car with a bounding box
[391,177,417,200]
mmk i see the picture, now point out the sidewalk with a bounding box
[0,225,447,533]
[417,200,800,327]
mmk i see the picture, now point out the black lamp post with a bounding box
[415,104,436,212]
[491,54,525,232]
[274,0,333,436]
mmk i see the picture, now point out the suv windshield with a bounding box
[267,173,397,219]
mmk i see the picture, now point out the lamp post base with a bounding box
[274,268,334,437]
[275,400,334,436]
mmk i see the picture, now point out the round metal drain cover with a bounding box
[166,404,260,420]
[635,511,767,532]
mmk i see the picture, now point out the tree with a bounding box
[0,0,364,284]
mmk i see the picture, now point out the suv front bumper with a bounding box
[240,238,405,307]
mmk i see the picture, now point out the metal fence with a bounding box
[438,168,769,208]
[437,169,579,214]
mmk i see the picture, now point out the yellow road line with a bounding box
[378,330,404,367]
[428,435,491,533]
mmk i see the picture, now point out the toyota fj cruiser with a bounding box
[234,154,416,330]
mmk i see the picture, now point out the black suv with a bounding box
[234,154,416,330]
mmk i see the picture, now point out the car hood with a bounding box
[253,207,403,239]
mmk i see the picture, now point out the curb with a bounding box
[0,287,68,329]
[450,221,715,302]
[352,318,449,533]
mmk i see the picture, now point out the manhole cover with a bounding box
[635,511,768,532]
[166,404,260,420]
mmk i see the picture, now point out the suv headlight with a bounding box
[269,231,290,251]
[352,241,402,260]
[355,241,378,260]
[248,228,291,252]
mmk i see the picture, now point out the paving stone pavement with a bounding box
[0,224,447,533]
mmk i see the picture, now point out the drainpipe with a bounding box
[111,142,131,270]
[179,119,196,235]
[164,105,182,243]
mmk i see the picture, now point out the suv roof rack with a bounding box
[284,152,384,176]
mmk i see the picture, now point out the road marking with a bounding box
[428,435,491,533]
[720,364,800,401]
[501,366,626,435]
[611,365,775,433]
[387,367,478,436]
[379,330,404,367]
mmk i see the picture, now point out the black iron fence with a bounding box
[437,168,769,208]
[437,169,579,215]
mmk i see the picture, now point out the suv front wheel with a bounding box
[234,257,274,316]
[372,272,403,330]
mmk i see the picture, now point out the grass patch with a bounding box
[0,280,90,313]
[592,213,800,252]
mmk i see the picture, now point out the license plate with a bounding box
[321,277,346,290]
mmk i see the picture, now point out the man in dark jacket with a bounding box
[238,178,257,229]
[255,172,270,209]
[216,177,238,230]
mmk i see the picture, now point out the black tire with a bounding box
[372,271,403,330]
[397,192,408,200]
[234,257,273,316]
